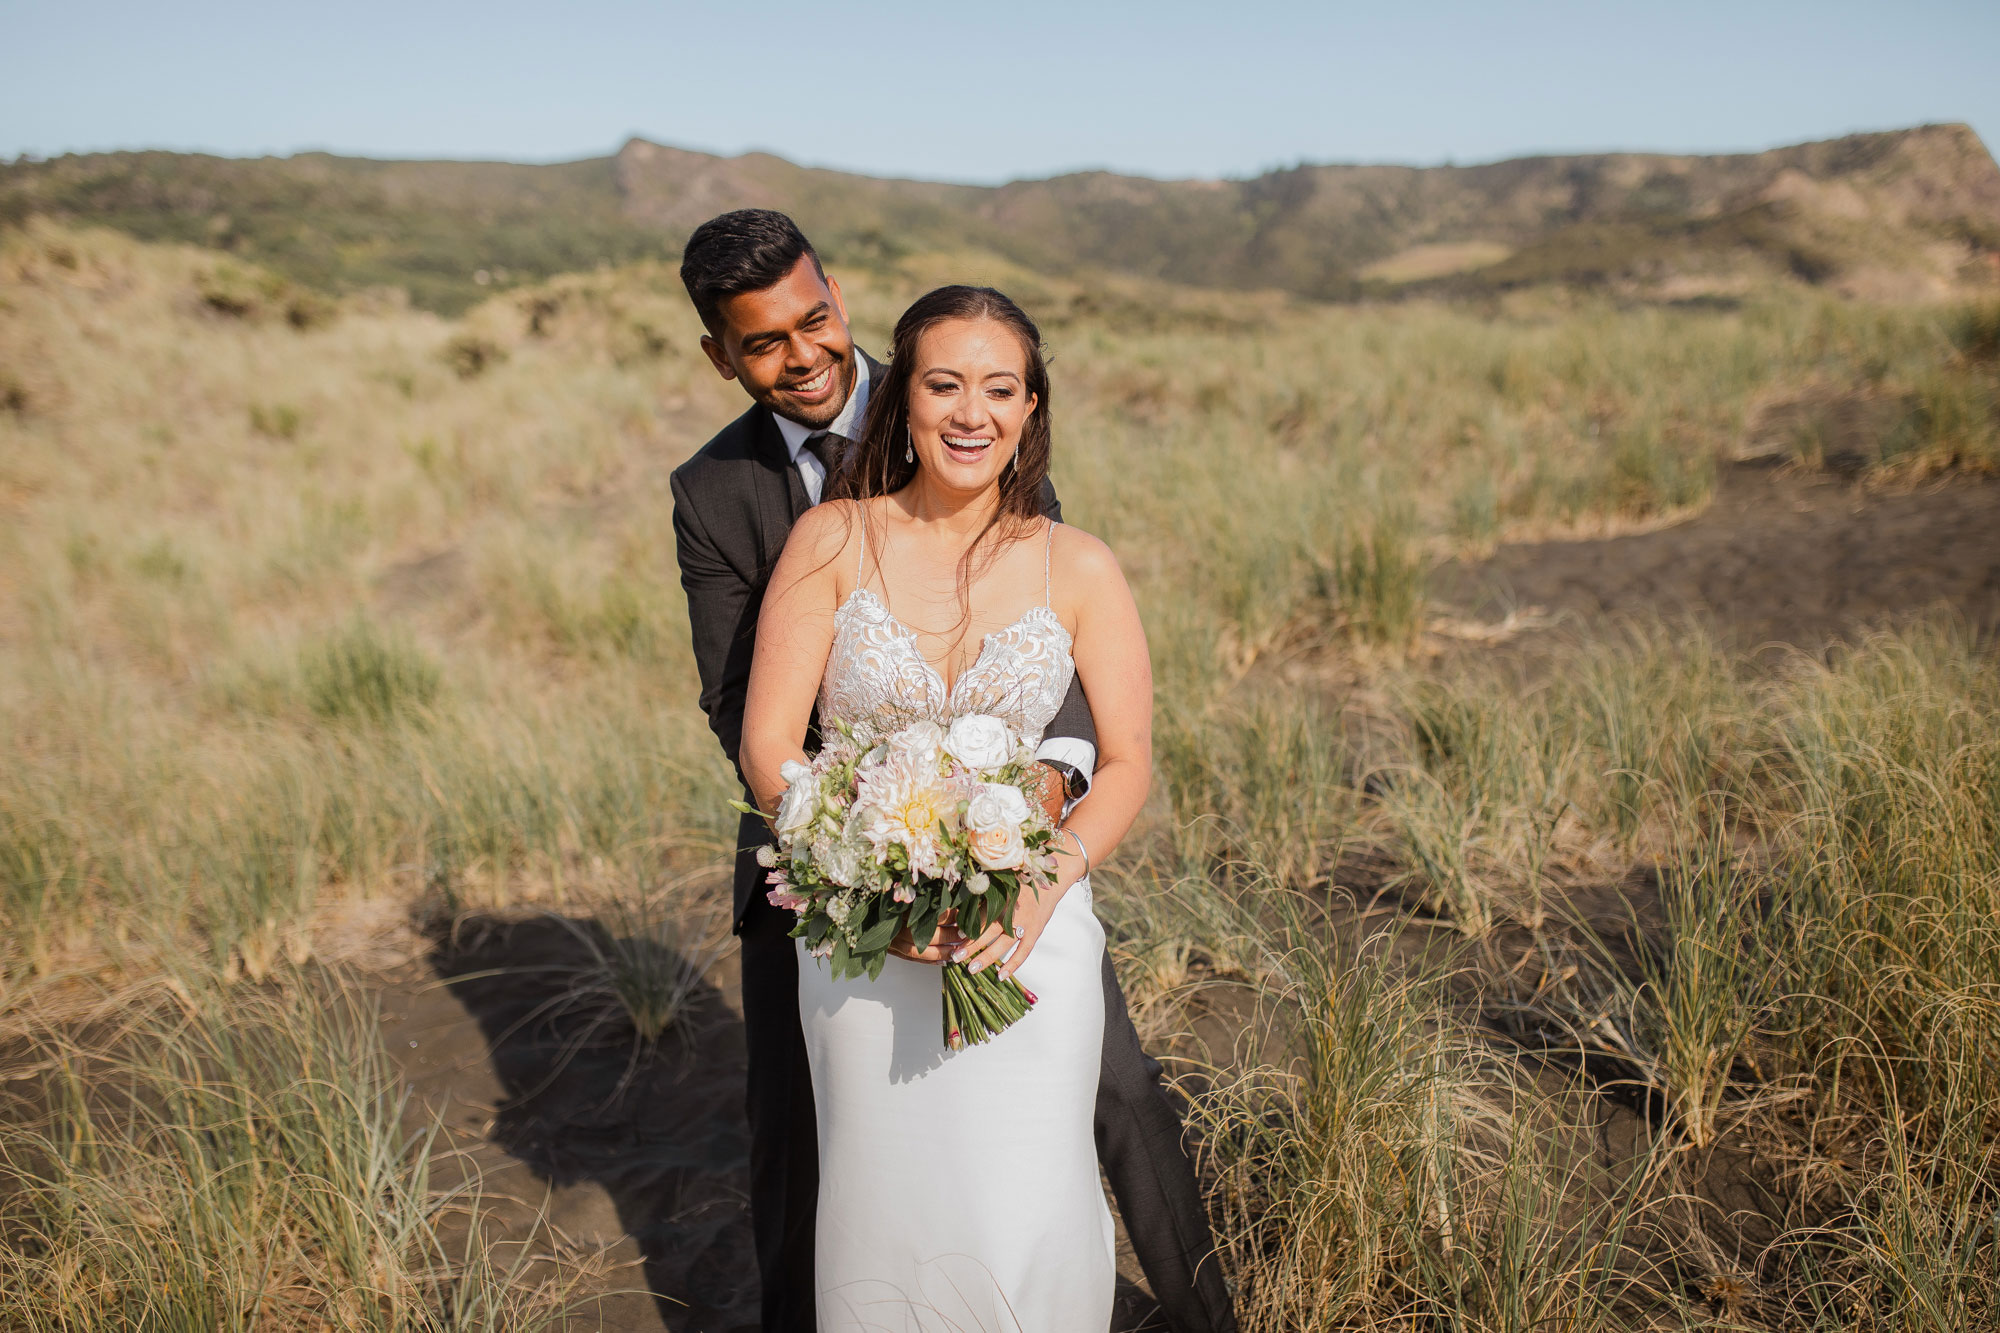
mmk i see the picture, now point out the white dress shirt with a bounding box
[776,352,1096,793]
[773,354,871,507]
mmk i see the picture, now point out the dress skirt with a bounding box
[797,881,1116,1331]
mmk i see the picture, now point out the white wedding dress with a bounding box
[798,519,1115,1331]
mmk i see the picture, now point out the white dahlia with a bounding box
[853,749,960,879]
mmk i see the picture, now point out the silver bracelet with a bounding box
[1061,827,1091,878]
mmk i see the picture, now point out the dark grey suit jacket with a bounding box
[670,360,1095,925]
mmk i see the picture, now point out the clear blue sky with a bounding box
[6,0,1997,183]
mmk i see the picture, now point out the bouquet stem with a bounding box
[941,961,1035,1048]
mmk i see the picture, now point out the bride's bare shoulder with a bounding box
[1048,520,1129,594]
[783,498,860,563]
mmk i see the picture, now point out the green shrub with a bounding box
[443,334,506,379]
[299,618,441,725]
[247,400,301,440]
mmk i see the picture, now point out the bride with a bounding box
[739,284,1153,1330]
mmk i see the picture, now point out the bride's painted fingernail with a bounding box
[1024,989,1039,1004]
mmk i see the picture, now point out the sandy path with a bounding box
[1436,465,2000,647]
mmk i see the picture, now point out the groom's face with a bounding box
[700,255,857,430]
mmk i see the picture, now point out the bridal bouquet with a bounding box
[739,714,1061,1048]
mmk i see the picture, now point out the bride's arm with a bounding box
[961,525,1153,980]
[739,501,852,814]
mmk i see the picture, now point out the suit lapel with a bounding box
[749,408,800,571]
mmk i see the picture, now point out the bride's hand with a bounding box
[952,867,1075,981]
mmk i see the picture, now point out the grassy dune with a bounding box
[2,221,1999,1327]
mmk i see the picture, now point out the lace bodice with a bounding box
[821,589,1074,743]
[819,517,1074,746]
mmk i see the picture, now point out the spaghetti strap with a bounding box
[855,501,869,590]
[1042,519,1056,608]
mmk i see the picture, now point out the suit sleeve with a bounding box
[1037,475,1063,524]
[671,468,758,780]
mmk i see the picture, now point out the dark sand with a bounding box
[1435,464,2000,648]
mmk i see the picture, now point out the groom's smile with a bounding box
[782,362,837,405]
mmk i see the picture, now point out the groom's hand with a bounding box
[1029,762,1067,825]
[887,916,968,965]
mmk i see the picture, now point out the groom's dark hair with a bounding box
[679,209,826,335]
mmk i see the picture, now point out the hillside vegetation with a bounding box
[6,123,1998,314]
[3,223,2000,1326]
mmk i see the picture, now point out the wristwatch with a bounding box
[1042,759,1087,802]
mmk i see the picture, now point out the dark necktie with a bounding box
[800,431,845,496]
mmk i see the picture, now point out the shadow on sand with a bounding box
[427,912,1169,1331]
[428,912,758,1331]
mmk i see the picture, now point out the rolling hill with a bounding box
[5,123,1997,312]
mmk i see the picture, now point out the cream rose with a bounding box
[965,781,1031,870]
[944,714,1015,772]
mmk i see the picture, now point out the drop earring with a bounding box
[904,426,914,465]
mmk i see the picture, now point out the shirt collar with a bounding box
[773,353,872,461]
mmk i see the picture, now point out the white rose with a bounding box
[774,780,817,838]
[823,839,865,888]
[755,844,778,868]
[944,715,1015,772]
[779,759,813,785]
[888,720,945,767]
[965,782,1031,833]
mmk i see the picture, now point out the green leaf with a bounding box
[907,902,941,953]
[856,914,901,953]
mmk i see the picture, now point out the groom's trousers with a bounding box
[1095,949,1239,1332]
[739,866,822,1332]
[738,821,1237,1333]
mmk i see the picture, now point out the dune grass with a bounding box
[2,222,1997,1325]
[0,978,595,1329]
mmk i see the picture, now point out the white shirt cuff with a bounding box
[1033,736,1096,804]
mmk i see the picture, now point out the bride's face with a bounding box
[906,317,1038,495]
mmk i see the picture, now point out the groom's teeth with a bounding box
[795,368,830,392]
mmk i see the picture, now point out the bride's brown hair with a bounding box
[827,286,1052,608]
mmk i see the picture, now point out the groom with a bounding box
[670,208,1234,1333]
